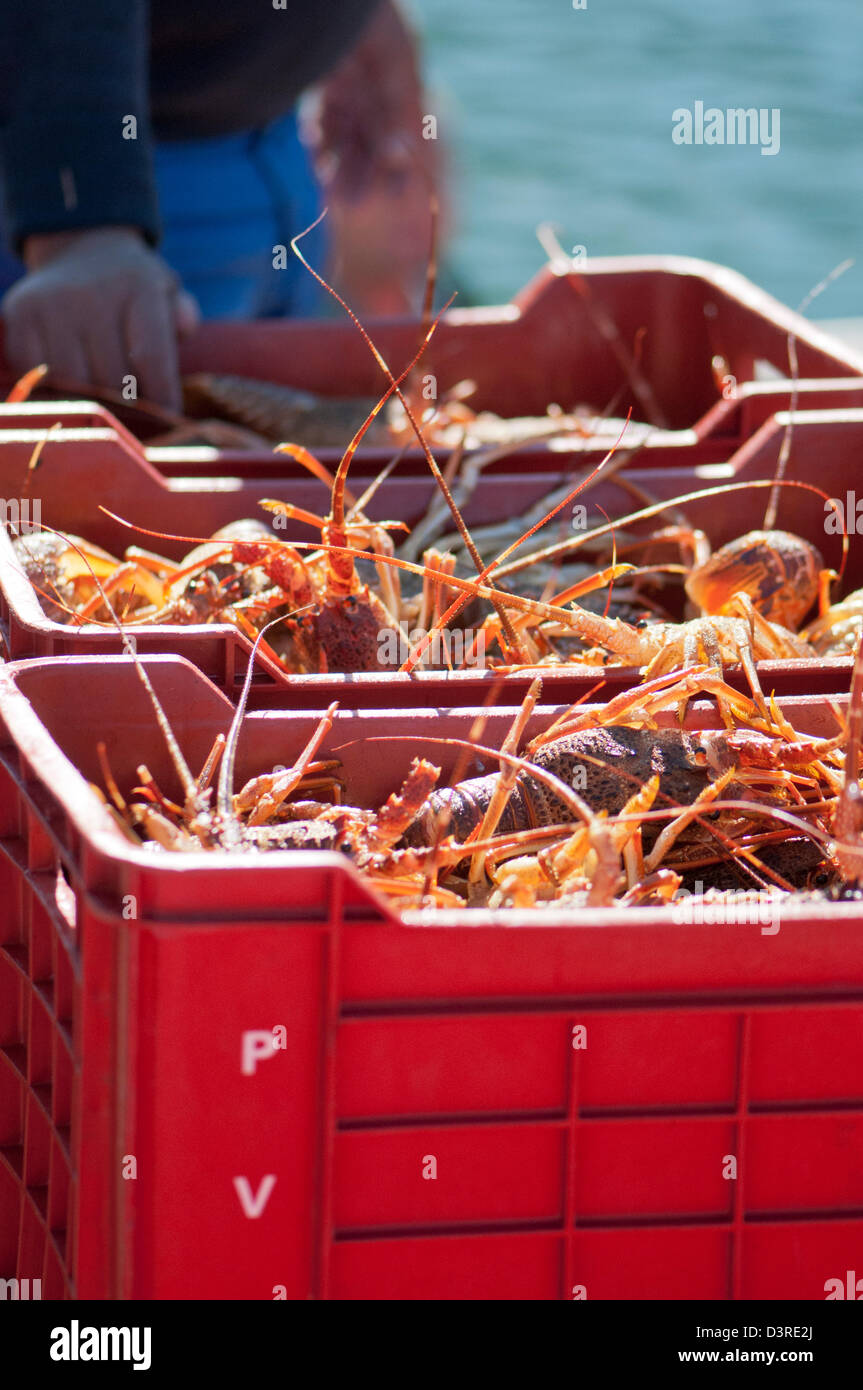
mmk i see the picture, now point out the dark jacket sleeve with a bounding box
[0,1,159,250]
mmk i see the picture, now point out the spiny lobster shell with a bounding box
[406,727,719,844]
[404,725,825,891]
[276,590,401,673]
[684,530,822,629]
[182,374,385,447]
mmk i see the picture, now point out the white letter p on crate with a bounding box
[241,1029,277,1076]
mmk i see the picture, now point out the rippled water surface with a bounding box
[413,0,863,314]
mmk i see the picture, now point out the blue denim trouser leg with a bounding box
[0,109,326,318]
[152,109,327,318]
[0,224,24,300]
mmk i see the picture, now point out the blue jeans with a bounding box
[0,110,326,318]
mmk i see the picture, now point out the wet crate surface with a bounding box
[1,654,862,1299]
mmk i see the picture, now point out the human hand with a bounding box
[2,226,199,411]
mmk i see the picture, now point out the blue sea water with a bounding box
[412,0,863,316]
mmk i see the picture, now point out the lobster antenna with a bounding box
[492,475,848,584]
[420,193,439,336]
[290,214,528,659]
[216,608,315,832]
[5,363,49,402]
[328,297,453,529]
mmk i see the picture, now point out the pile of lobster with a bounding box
[12,467,863,685]
[96,654,863,913]
[7,238,863,916]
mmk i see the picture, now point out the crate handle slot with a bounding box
[54,860,77,932]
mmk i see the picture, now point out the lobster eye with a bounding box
[692,746,708,767]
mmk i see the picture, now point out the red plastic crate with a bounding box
[1,407,861,707]
[8,372,863,484]
[2,255,862,473]
[1,653,862,1300]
